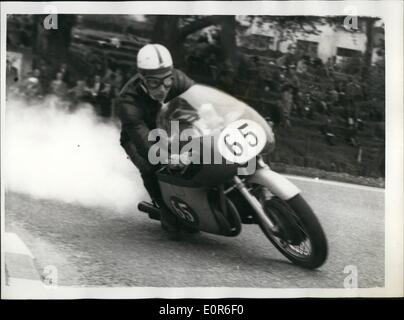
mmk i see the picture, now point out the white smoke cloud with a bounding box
[3,96,147,213]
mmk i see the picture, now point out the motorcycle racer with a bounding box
[116,44,195,239]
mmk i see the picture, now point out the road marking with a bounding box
[285,175,385,193]
[4,232,34,258]
[4,232,43,289]
[5,252,41,280]
[7,278,45,288]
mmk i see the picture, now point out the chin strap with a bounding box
[119,73,165,103]
[140,82,150,95]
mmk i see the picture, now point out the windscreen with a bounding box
[156,84,273,154]
[157,84,246,137]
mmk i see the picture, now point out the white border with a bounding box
[1,1,403,299]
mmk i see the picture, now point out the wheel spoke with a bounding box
[287,239,312,257]
[250,184,318,262]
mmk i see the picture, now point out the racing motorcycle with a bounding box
[138,84,328,269]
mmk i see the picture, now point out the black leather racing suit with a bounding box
[116,69,195,205]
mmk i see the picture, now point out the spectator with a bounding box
[276,44,297,68]
[21,69,43,102]
[36,59,51,94]
[88,74,104,114]
[345,76,362,121]
[328,86,339,108]
[68,79,92,109]
[89,74,103,98]
[287,65,301,102]
[91,61,104,79]
[303,92,314,119]
[102,65,116,83]
[337,80,348,107]
[325,56,336,78]
[270,66,285,98]
[294,91,305,117]
[59,62,71,86]
[320,117,336,146]
[50,72,68,98]
[296,57,308,74]
[280,85,293,127]
[97,82,114,118]
[346,117,358,147]
[318,99,328,115]
[311,57,325,77]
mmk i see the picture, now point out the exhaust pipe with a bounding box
[138,201,161,221]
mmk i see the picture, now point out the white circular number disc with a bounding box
[218,119,267,164]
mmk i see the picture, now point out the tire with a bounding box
[256,193,328,269]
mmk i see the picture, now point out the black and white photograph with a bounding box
[1,1,403,299]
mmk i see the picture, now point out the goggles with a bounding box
[143,75,174,90]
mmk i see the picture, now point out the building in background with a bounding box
[238,17,384,65]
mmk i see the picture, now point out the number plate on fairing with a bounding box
[169,197,199,227]
[218,119,267,164]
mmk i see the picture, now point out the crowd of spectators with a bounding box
[6,56,127,119]
[184,40,384,149]
[7,45,382,151]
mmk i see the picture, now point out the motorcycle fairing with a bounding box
[157,173,242,236]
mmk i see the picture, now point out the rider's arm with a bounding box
[117,96,153,160]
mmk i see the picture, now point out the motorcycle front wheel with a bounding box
[254,190,328,269]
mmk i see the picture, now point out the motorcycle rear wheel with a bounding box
[255,191,328,269]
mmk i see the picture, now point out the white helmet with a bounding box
[137,44,173,76]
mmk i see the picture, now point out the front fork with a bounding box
[233,175,277,230]
[233,157,301,231]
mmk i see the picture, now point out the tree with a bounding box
[34,14,76,70]
[151,15,248,68]
[150,15,221,67]
[217,16,238,65]
[361,17,381,81]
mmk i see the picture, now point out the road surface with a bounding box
[4,177,384,288]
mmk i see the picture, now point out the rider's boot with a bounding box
[157,202,183,241]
